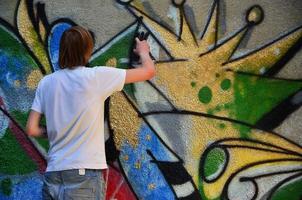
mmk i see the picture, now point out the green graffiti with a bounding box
[203,148,226,179]
[271,178,302,200]
[0,129,37,174]
[10,110,49,150]
[191,81,197,88]
[89,33,134,67]
[199,86,212,104]
[219,123,226,129]
[199,147,225,200]
[220,79,231,91]
[0,24,38,70]
[230,73,302,137]
[1,178,12,196]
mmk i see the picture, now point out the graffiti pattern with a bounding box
[0,0,302,199]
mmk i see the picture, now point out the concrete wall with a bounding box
[0,0,301,199]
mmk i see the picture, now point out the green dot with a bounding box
[1,178,12,196]
[215,105,222,112]
[198,86,212,104]
[191,81,196,88]
[219,123,226,129]
[220,79,231,90]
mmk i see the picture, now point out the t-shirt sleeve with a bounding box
[31,81,44,113]
[94,67,126,99]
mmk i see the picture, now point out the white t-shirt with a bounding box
[31,66,126,172]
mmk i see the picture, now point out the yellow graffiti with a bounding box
[17,0,51,74]
[26,69,43,90]
[109,92,142,149]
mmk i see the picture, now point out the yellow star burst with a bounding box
[126,0,302,117]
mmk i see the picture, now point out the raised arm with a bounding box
[125,38,155,84]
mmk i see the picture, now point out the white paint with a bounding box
[135,81,161,105]
[167,5,180,35]
[172,181,195,198]
[259,67,266,74]
[145,115,180,162]
[119,58,129,64]
[148,36,160,60]
[291,90,302,105]
[227,164,302,200]
[274,48,281,56]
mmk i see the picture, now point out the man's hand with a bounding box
[26,110,47,138]
[125,37,155,84]
[133,38,150,59]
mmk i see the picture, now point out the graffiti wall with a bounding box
[0,0,301,199]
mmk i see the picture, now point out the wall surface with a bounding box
[0,0,301,199]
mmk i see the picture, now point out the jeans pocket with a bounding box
[64,188,95,200]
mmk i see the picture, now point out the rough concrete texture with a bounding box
[0,0,302,199]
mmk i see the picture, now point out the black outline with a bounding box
[209,138,301,156]
[147,150,182,199]
[90,19,138,59]
[224,24,302,66]
[199,140,302,184]
[108,90,302,199]
[225,69,302,131]
[126,4,177,59]
[147,150,202,200]
[171,0,186,8]
[199,0,219,47]
[265,33,302,76]
[245,5,264,25]
[179,5,199,46]
[118,91,183,161]
[116,0,133,6]
[255,89,302,131]
[139,110,302,149]
[36,2,50,30]
[199,24,250,58]
[241,168,302,180]
[116,158,141,199]
[145,80,177,110]
[199,145,230,183]
[220,159,302,200]
[128,18,143,65]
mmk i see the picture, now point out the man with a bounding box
[26,26,155,200]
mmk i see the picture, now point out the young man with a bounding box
[26,26,155,200]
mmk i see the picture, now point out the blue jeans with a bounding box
[42,169,104,200]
